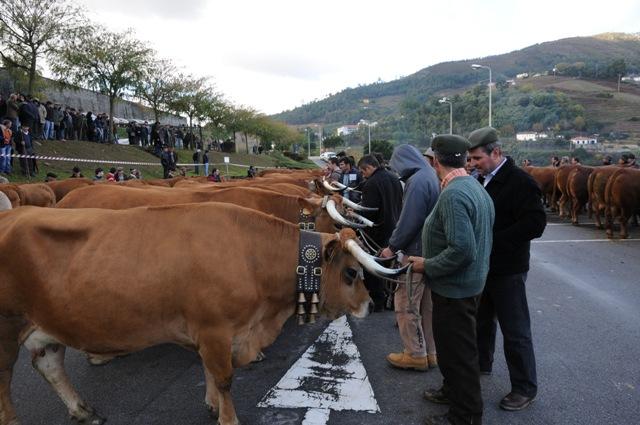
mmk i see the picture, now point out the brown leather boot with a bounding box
[386,352,429,371]
[427,353,438,368]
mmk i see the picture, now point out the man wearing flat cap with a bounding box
[468,127,546,412]
[409,134,494,425]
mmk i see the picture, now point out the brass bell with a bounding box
[297,304,307,315]
[311,293,319,304]
[308,314,316,324]
[309,304,318,314]
[297,315,306,325]
[298,292,307,303]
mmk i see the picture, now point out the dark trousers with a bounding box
[476,272,537,397]
[432,292,483,425]
[363,270,386,310]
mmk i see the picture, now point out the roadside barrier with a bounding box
[0,153,254,168]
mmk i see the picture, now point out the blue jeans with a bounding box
[44,120,53,139]
[0,145,11,173]
[204,163,209,176]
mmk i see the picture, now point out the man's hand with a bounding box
[407,256,425,273]
[380,247,394,258]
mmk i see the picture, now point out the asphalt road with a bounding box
[9,214,640,425]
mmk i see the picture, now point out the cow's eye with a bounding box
[343,267,358,285]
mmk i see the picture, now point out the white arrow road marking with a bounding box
[258,316,379,424]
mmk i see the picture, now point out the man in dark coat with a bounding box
[14,125,36,177]
[468,127,546,412]
[357,154,403,310]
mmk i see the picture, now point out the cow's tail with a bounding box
[587,170,596,218]
[604,169,623,237]
[551,169,559,212]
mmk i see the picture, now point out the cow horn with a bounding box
[341,197,378,212]
[347,211,374,227]
[326,200,367,229]
[345,239,410,278]
[322,178,343,192]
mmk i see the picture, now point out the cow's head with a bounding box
[319,229,408,319]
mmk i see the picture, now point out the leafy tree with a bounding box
[135,59,179,123]
[168,75,220,137]
[52,26,153,138]
[0,0,86,94]
[322,135,344,149]
[573,116,586,131]
[368,140,394,160]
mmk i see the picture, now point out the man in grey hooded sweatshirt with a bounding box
[381,144,440,370]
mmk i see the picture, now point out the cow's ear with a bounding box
[297,197,320,215]
[324,238,340,262]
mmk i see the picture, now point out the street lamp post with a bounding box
[438,97,453,134]
[306,128,311,159]
[367,123,371,154]
[471,63,492,127]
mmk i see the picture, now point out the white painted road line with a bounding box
[302,408,331,425]
[259,316,379,424]
[533,239,640,244]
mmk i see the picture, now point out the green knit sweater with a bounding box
[422,176,495,298]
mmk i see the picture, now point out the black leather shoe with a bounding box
[499,392,536,411]
[425,413,451,425]
[423,387,450,405]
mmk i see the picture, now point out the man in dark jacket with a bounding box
[468,127,546,412]
[338,156,362,203]
[14,125,36,177]
[357,154,403,310]
[380,144,440,371]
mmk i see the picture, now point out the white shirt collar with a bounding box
[483,157,507,187]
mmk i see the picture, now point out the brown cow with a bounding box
[46,178,94,202]
[524,166,557,207]
[0,203,403,424]
[56,185,363,232]
[587,165,620,229]
[604,167,640,238]
[18,183,56,207]
[566,165,594,225]
[552,164,579,218]
[0,184,25,208]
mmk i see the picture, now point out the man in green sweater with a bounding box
[409,134,495,425]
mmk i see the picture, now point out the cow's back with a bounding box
[47,178,94,202]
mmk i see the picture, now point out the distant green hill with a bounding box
[273,33,640,128]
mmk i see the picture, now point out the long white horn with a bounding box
[326,200,367,229]
[347,211,374,227]
[322,179,343,192]
[345,239,410,278]
[342,197,378,212]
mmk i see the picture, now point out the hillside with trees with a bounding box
[272,33,640,135]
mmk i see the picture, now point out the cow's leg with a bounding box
[203,367,220,417]
[86,353,116,366]
[23,334,104,425]
[0,317,25,425]
[594,205,603,229]
[619,211,629,239]
[198,336,238,425]
[605,206,616,238]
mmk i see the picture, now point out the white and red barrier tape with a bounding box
[0,153,254,168]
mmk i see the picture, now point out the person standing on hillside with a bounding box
[380,144,440,371]
[411,134,494,425]
[468,127,546,412]
[202,150,210,176]
[192,149,201,175]
[14,125,36,177]
[357,154,403,311]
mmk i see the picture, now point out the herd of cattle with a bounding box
[524,164,640,238]
[0,169,410,425]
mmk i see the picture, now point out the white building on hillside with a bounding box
[516,132,549,142]
[337,125,359,136]
[571,135,598,146]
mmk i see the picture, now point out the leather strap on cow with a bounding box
[296,230,323,324]
[298,209,315,231]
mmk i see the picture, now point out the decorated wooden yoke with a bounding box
[296,230,323,324]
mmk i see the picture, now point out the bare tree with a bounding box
[0,0,85,94]
[51,26,153,140]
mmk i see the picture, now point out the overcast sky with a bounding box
[82,0,640,115]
